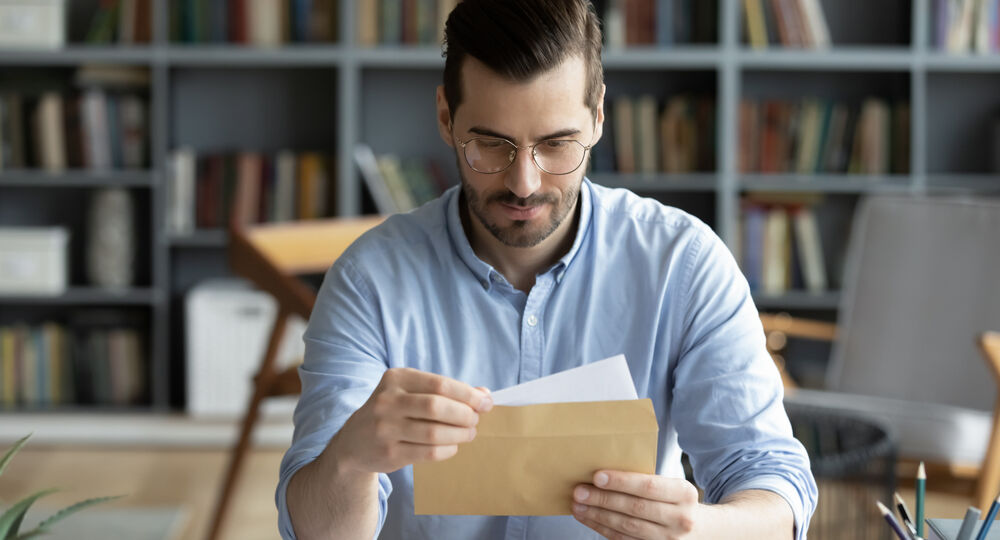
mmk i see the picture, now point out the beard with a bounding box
[458,158,581,248]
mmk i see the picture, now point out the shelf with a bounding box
[925,53,1000,72]
[740,174,914,194]
[590,172,717,192]
[603,46,722,69]
[0,46,155,65]
[925,174,1000,194]
[737,47,913,70]
[165,44,346,67]
[0,169,155,188]
[0,287,159,306]
[168,229,228,248]
[354,46,444,68]
[753,290,841,310]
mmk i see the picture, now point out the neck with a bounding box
[461,191,581,293]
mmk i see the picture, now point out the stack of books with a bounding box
[742,0,830,49]
[84,0,153,44]
[739,98,910,176]
[356,0,457,46]
[170,0,339,45]
[354,144,451,215]
[593,0,718,47]
[0,319,147,409]
[0,66,149,172]
[738,194,827,295]
[933,0,1000,54]
[593,94,715,175]
[168,149,337,234]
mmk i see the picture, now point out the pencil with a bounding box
[976,494,1000,540]
[957,506,982,540]
[895,492,918,537]
[917,461,926,537]
[878,500,912,540]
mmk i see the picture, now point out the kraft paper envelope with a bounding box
[413,398,659,515]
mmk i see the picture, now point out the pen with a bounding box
[957,506,983,540]
[896,492,918,537]
[917,461,926,537]
[976,494,1000,540]
[879,500,913,540]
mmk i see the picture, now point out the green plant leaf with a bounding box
[0,434,31,479]
[0,488,57,540]
[14,529,50,540]
[34,495,124,532]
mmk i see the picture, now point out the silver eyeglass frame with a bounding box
[450,119,598,176]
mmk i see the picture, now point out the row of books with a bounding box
[168,149,337,234]
[743,0,831,49]
[934,0,1000,53]
[354,144,450,214]
[357,0,456,46]
[85,0,153,44]
[593,95,715,175]
[594,0,718,47]
[0,322,146,409]
[739,98,910,175]
[170,0,339,45]
[0,89,147,172]
[738,197,828,295]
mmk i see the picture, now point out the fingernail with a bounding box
[468,427,477,441]
[594,472,608,487]
[477,394,493,412]
[573,503,588,514]
[574,486,590,501]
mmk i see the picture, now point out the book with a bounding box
[169,148,197,234]
[33,92,66,172]
[635,95,659,175]
[613,96,635,173]
[355,143,401,214]
[792,207,827,293]
[744,0,769,48]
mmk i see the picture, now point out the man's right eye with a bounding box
[478,139,506,149]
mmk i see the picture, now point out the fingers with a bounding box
[386,368,493,412]
[395,393,480,427]
[393,418,477,445]
[397,441,461,464]
[573,505,660,540]
[573,485,672,524]
[591,470,699,505]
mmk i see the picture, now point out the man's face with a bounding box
[436,56,604,248]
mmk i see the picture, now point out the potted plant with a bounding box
[0,434,122,539]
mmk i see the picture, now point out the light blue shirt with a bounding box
[277,178,817,539]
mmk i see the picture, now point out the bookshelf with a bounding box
[1,0,1000,423]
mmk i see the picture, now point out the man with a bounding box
[279,1,817,538]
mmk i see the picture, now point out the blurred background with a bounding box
[1,0,999,539]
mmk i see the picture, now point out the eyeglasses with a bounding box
[452,122,597,176]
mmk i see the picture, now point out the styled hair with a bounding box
[442,0,604,119]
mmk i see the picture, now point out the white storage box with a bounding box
[0,227,69,295]
[186,279,306,418]
[0,0,66,49]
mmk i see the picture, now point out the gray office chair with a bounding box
[764,195,1000,511]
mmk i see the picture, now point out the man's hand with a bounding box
[571,470,699,540]
[328,367,493,474]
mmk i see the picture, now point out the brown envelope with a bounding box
[413,398,659,515]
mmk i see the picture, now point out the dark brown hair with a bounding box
[442,0,604,120]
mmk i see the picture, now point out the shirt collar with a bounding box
[445,177,594,290]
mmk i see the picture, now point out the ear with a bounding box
[436,85,455,148]
[592,83,606,145]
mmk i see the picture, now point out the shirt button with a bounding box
[491,273,502,282]
[526,314,538,327]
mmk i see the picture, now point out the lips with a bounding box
[499,202,544,221]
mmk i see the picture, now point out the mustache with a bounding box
[488,191,558,207]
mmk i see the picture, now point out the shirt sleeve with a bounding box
[276,257,393,540]
[670,227,818,540]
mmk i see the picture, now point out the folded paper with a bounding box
[413,398,659,515]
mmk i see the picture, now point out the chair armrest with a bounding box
[975,331,1000,511]
[759,312,838,342]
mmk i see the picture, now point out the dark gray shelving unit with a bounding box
[2,0,1000,418]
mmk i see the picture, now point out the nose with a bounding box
[504,146,542,200]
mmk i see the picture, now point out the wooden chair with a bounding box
[756,195,1000,513]
[205,212,383,540]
